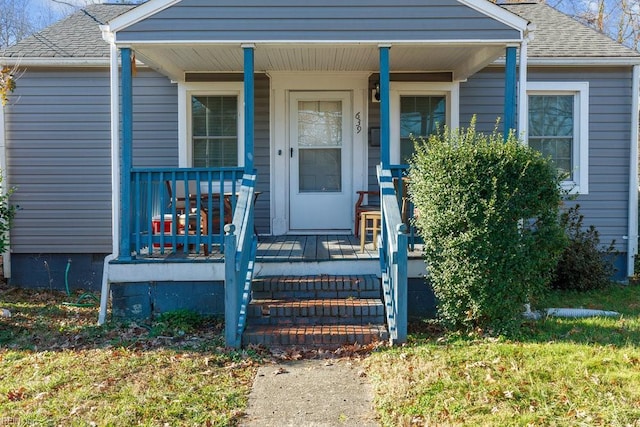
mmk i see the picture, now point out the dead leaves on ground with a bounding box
[247,340,387,363]
[6,387,26,401]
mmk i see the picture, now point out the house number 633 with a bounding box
[355,112,362,134]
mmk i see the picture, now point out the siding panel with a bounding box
[5,69,181,253]
[5,69,113,253]
[118,0,520,43]
[253,74,272,234]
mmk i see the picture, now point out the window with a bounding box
[400,96,445,164]
[390,82,459,165]
[178,82,244,168]
[192,95,238,167]
[527,82,589,194]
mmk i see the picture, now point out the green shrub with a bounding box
[409,120,566,334]
[551,204,617,291]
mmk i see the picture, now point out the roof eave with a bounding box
[488,56,640,67]
[0,57,111,67]
[462,0,530,32]
[528,57,640,66]
[107,0,181,33]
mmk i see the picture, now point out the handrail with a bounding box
[377,165,408,344]
[224,172,258,348]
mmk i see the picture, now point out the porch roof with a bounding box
[101,0,528,82]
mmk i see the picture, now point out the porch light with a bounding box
[372,82,381,103]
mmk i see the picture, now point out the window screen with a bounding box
[192,95,238,167]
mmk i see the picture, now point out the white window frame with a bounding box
[526,82,589,195]
[390,82,460,165]
[177,81,244,167]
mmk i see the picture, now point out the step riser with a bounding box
[249,304,385,318]
[252,276,380,293]
[248,316,384,326]
[252,290,381,300]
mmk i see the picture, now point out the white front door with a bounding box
[289,91,352,231]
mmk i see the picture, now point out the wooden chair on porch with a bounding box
[354,190,379,237]
[393,177,410,227]
[393,176,417,251]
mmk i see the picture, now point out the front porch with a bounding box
[100,0,531,347]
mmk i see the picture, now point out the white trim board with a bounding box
[526,81,589,195]
[269,72,369,235]
[460,0,529,32]
[107,0,182,33]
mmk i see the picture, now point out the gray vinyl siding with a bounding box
[253,74,271,234]
[460,66,634,250]
[5,69,113,253]
[132,71,179,167]
[3,68,223,253]
[117,0,521,43]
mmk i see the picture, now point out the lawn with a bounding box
[366,284,640,426]
[0,285,262,426]
[3,282,640,426]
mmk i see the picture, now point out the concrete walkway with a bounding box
[240,359,379,427]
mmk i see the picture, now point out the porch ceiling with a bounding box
[131,43,507,82]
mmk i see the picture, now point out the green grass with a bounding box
[5,282,640,426]
[0,286,262,426]
[366,284,640,426]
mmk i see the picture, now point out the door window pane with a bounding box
[296,100,343,193]
[299,148,342,192]
[528,95,574,178]
[297,101,342,147]
[192,95,238,167]
[400,96,445,163]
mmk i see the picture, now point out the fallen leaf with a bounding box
[7,387,26,401]
[273,367,289,375]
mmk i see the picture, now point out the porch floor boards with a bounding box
[143,234,423,262]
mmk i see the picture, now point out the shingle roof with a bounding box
[1,4,135,58]
[502,1,640,58]
[2,1,638,61]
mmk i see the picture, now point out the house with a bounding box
[2,0,639,347]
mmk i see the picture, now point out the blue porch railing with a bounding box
[129,167,244,257]
[224,172,258,348]
[377,165,408,344]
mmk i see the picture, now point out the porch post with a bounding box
[243,44,255,173]
[119,47,133,260]
[379,44,391,168]
[517,38,529,141]
[504,46,517,140]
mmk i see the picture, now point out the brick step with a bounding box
[247,298,385,325]
[251,275,381,300]
[243,324,389,347]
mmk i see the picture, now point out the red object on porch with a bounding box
[152,214,176,248]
